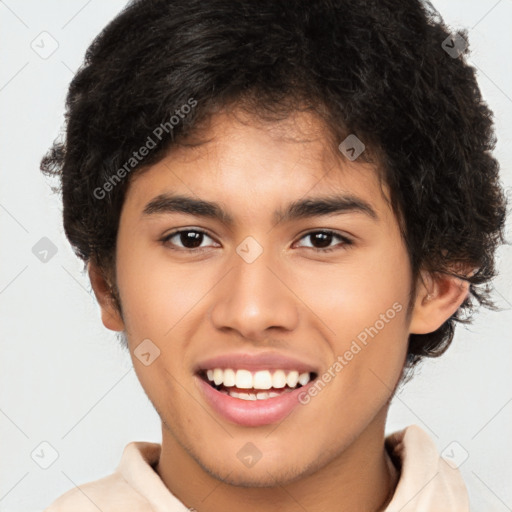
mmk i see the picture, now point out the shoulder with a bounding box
[43,441,161,512]
[43,473,152,511]
[384,424,471,511]
[43,471,152,511]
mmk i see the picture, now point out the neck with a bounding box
[156,410,399,512]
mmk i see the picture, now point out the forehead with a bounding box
[126,108,392,221]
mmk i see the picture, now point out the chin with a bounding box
[196,451,322,488]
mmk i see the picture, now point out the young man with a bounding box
[41,0,507,510]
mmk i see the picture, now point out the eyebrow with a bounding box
[142,192,378,225]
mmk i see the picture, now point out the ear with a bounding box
[409,270,471,335]
[88,261,125,332]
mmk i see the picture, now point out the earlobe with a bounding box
[88,262,125,332]
[409,271,471,335]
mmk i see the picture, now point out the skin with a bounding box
[90,107,470,512]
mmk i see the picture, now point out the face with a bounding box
[106,109,415,485]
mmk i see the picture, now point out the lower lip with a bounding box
[195,375,315,427]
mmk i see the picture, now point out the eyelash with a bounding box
[160,228,353,254]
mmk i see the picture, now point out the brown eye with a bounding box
[162,229,217,250]
[296,230,353,252]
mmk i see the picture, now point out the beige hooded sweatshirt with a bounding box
[44,424,470,512]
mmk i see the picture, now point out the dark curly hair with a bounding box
[41,0,507,367]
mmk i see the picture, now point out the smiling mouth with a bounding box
[198,368,318,401]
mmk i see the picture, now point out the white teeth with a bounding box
[204,368,313,391]
[298,372,310,386]
[228,389,294,400]
[286,370,299,387]
[253,370,272,389]
[213,368,223,386]
[272,370,287,388]
[230,391,257,401]
[224,369,236,387]
[235,369,253,389]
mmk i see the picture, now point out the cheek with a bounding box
[114,238,212,339]
[291,244,411,406]
[296,297,409,440]
[292,243,411,339]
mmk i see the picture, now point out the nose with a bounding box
[209,246,300,341]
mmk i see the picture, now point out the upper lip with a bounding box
[194,351,320,375]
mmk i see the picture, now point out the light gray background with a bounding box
[1,1,511,511]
